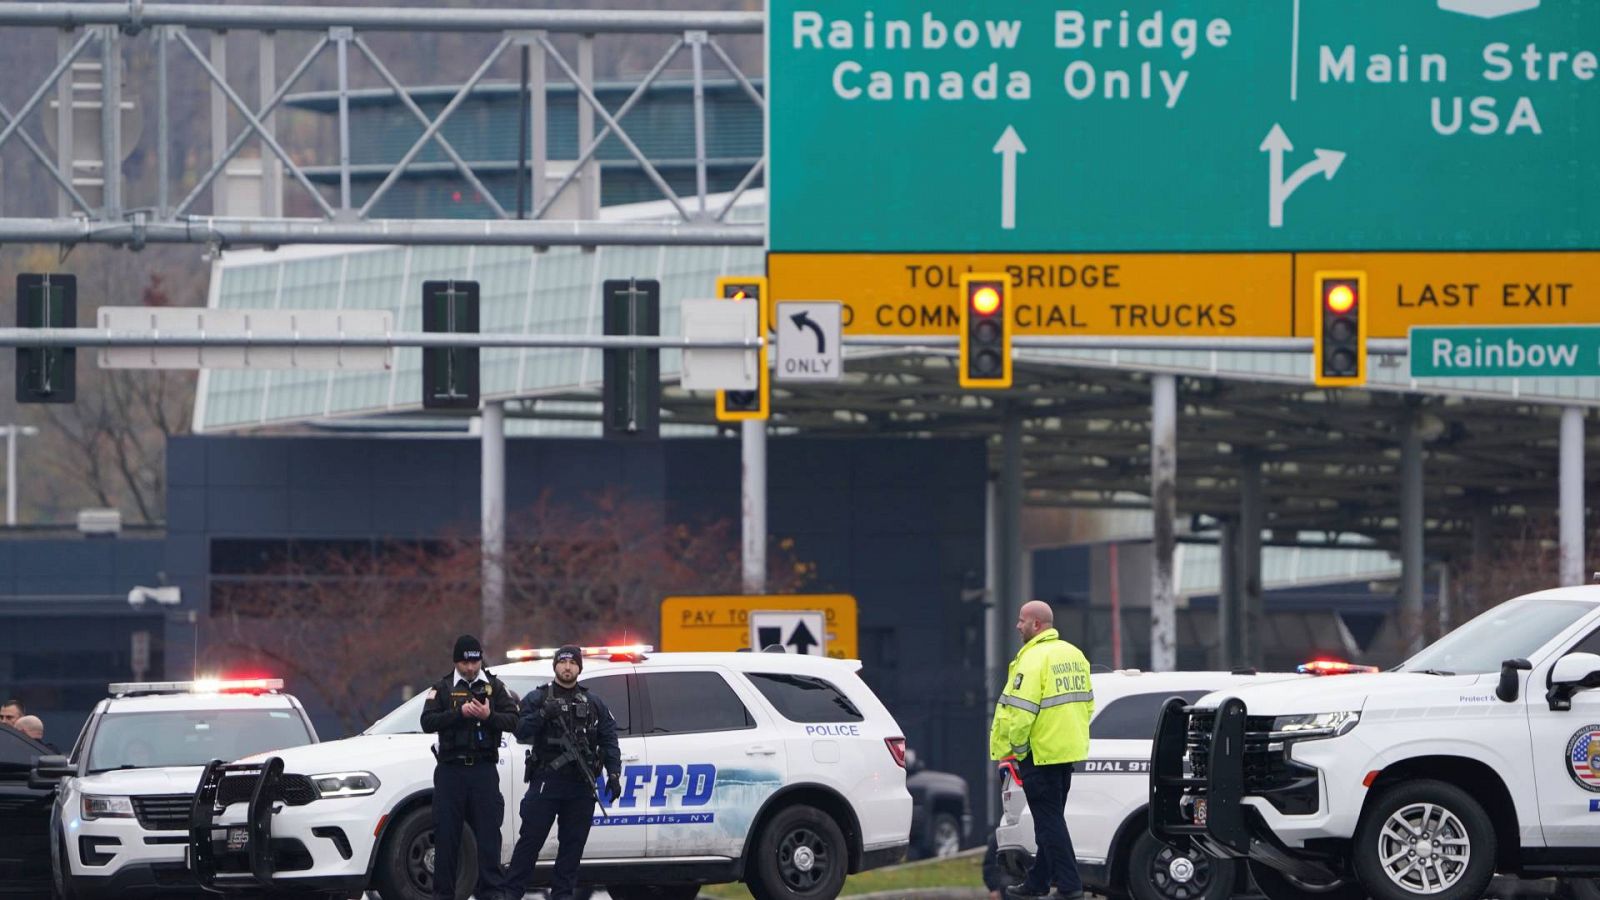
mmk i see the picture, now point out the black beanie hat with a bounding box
[553,644,583,671]
[453,634,483,663]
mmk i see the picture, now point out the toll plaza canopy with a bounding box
[199,192,1599,563]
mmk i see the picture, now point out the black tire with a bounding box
[930,813,963,859]
[1352,779,1496,900]
[608,886,700,900]
[1249,861,1366,900]
[745,804,848,900]
[53,832,79,900]
[371,804,477,900]
[1126,831,1236,900]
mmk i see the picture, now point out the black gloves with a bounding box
[605,774,622,801]
[542,693,563,717]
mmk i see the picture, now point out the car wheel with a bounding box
[1127,832,1236,900]
[746,804,848,900]
[931,813,962,859]
[372,805,477,900]
[53,833,79,900]
[997,849,1032,882]
[1249,861,1366,900]
[1352,779,1496,900]
[608,886,699,900]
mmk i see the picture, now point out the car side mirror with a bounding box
[1496,658,1532,703]
[1547,652,1600,711]
[29,754,71,790]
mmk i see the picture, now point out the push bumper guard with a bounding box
[1149,696,1342,886]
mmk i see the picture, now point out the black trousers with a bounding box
[432,759,505,900]
[1019,759,1080,895]
[503,773,596,900]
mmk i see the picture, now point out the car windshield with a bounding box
[87,709,313,773]
[1397,597,1595,675]
[365,674,549,735]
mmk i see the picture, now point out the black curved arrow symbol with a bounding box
[790,311,827,354]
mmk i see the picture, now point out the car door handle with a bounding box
[621,753,641,762]
[746,745,777,756]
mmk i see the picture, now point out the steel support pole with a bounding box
[1218,517,1240,669]
[481,402,506,654]
[5,428,17,526]
[1400,411,1425,656]
[1150,374,1177,672]
[259,31,280,218]
[335,27,352,214]
[1238,454,1263,667]
[157,27,169,216]
[577,34,598,222]
[1000,410,1023,655]
[210,32,227,214]
[740,418,766,594]
[983,478,1000,830]
[100,26,121,218]
[56,32,74,216]
[1562,407,1586,587]
[688,30,709,219]
[527,33,547,216]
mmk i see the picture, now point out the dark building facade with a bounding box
[94,434,991,803]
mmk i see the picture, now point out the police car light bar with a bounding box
[108,678,285,696]
[505,644,654,662]
[1297,660,1379,676]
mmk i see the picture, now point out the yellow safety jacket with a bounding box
[989,628,1094,765]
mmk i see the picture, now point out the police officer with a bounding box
[502,645,621,900]
[420,635,518,900]
[990,601,1094,900]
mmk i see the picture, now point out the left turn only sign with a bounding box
[776,301,843,382]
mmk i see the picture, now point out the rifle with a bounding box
[548,697,611,819]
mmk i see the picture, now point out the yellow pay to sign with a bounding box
[659,594,858,659]
[1294,252,1600,339]
[768,253,1293,337]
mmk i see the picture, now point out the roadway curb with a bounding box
[845,890,991,900]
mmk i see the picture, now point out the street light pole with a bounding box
[3,425,39,526]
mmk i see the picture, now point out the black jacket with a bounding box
[515,682,621,782]
[420,669,519,762]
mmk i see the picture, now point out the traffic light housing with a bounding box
[959,273,1011,389]
[1313,271,1367,387]
[602,278,661,438]
[16,273,76,404]
[715,275,769,422]
[421,279,480,409]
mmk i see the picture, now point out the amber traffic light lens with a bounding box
[971,286,1002,316]
[1326,284,1356,314]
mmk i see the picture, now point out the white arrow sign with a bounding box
[993,125,1026,231]
[1260,124,1345,228]
[776,301,842,383]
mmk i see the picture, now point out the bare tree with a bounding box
[208,489,817,736]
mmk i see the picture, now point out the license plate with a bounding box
[226,827,249,851]
[1194,798,1208,826]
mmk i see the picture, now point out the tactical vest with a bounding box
[437,673,503,758]
[532,685,601,778]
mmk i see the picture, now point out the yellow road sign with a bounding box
[769,253,1292,337]
[1296,252,1600,339]
[660,594,858,659]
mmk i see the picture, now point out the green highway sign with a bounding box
[768,0,1600,253]
[1410,325,1600,377]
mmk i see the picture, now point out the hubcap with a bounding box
[1378,802,1470,895]
[793,846,816,872]
[778,827,829,892]
[1151,845,1211,900]
[1169,857,1196,883]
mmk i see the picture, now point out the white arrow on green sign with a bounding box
[1410,326,1600,377]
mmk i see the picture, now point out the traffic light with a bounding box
[602,278,661,438]
[715,275,768,422]
[421,280,480,409]
[959,273,1011,389]
[16,273,76,404]
[1313,271,1367,387]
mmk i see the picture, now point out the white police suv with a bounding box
[994,669,1306,900]
[38,678,317,899]
[189,646,912,900]
[1153,585,1600,900]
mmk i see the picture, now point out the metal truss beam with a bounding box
[0,4,762,34]
[0,217,762,247]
